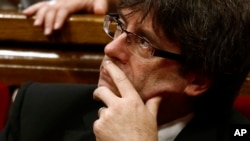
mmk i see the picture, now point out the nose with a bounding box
[104,33,130,64]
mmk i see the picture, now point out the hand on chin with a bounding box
[97,73,121,98]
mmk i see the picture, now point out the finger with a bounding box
[54,9,69,30]
[93,0,108,14]
[103,60,139,98]
[93,86,119,106]
[33,6,48,26]
[22,2,45,16]
[44,10,57,35]
[98,107,107,117]
[145,96,162,119]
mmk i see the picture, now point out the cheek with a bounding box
[122,59,153,92]
[138,62,188,100]
[127,61,149,87]
[141,73,188,100]
[121,57,187,100]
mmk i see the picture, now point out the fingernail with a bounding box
[34,20,40,26]
[44,28,51,35]
[103,60,111,68]
[105,59,111,64]
[54,22,60,30]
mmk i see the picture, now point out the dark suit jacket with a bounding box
[0,82,249,141]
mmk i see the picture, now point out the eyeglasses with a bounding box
[103,13,184,62]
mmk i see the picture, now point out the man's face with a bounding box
[98,9,189,101]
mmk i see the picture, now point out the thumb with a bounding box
[145,96,162,119]
[93,0,108,14]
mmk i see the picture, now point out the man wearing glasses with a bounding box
[1,0,250,141]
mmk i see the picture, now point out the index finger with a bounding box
[103,60,140,98]
[93,0,108,14]
[22,2,45,16]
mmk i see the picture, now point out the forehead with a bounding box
[118,9,159,44]
[118,8,180,52]
[118,8,153,28]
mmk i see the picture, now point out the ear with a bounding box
[184,74,212,97]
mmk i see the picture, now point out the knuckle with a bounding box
[126,97,141,107]
[93,120,103,135]
[94,87,105,94]
[93,90,101,100]
[115,75,127,83]
[93,86,107,99]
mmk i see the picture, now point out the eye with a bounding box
[134,36,154,58]
[138,37,151,49]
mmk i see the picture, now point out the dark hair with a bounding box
[118,0,250,113]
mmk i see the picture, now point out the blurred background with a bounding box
[0,0,50,10]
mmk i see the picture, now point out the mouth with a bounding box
[98,58,126,97]
[98,63,114,87]
[98,65,122,97]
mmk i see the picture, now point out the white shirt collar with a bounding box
[158,113,194,141]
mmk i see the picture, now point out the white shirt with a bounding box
[158,113,194,141]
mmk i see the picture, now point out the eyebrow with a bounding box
[118,11,161,49]
[117,11,128,25]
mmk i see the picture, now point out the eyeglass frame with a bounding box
[103,13,185,62]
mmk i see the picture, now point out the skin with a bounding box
[98,9,189,100]
[23,0,113,35]
[93,60,161,141]
[93,9,198,141]
[23,1,211,140]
